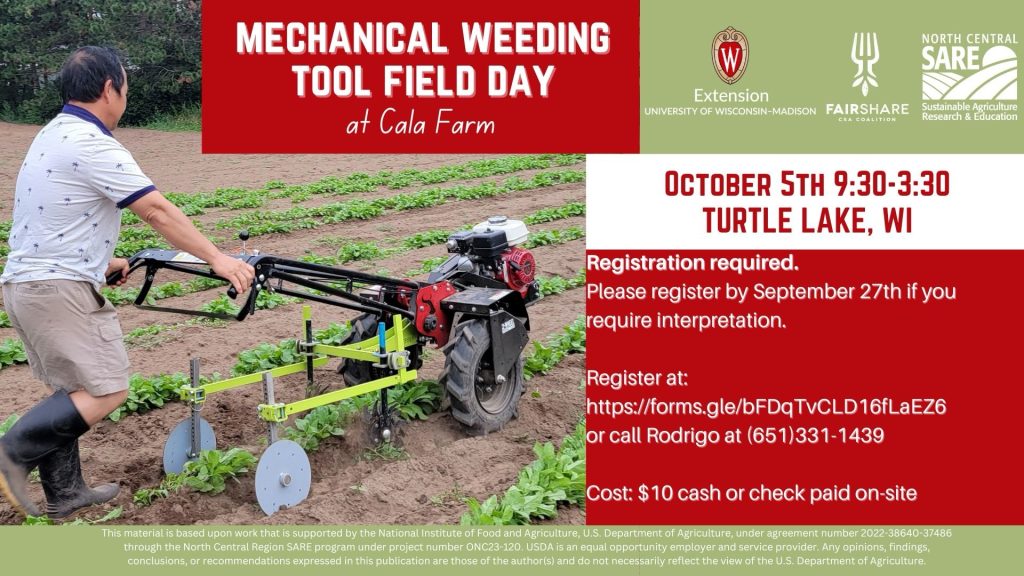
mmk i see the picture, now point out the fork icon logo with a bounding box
[851,32,879,96]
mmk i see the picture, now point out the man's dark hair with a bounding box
[58,46,126,104]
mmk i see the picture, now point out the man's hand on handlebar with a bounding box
[104,257,131,286]
[211,253,256,294]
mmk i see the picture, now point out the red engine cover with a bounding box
[414,280,458,347]
[499,247,536,296]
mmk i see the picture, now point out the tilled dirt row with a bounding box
[0,122,499,195]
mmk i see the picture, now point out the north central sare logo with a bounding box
[922,34,1017,100]
[713,27,748,84]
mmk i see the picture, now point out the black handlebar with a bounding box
[103,249,420,322]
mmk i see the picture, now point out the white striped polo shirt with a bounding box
[1,104,156,288]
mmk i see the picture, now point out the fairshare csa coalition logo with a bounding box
[713,27,748,84]
[851,32,879,96]
[826,32,909,123]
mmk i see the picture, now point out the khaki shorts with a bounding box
[2,279,129,396]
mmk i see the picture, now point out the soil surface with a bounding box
[0,122,585,525]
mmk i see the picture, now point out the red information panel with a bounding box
[586,249,1024,524]
[202,0,639,153]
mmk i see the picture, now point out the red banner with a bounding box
[586,250,1024,524]
[202,0,639,153]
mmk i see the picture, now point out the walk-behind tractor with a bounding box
[112,217,540,515]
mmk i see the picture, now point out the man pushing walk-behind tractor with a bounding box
[1,47,541,519]
[0,46,256,520]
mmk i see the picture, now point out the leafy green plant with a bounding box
[232,339,299,376]
[362,443,408,461]
[0,414,19,437]
[552,317,586,354]
[0,310,11,328]
[123,323,180,349]
[536,269,586,296]
[150,282,185,300]
[300,253,339,266]
[313,322,352,346]
[336,242,387,264]
[134,448,258,506]
[284,402,357,451]
[100,286,141,306]
[132,486,169,507]
[108,373,192,422]
[417,256,448,274]
[0,338,27,369]
[523,226,585,249]
[255,291,297,310]
[524,202,586,225]
[187,277,228,292]
[388,380,443,421]
[461,420,585,525]
[210,170,584,238]
[173,448,258,494]
[201,294,241,316]
[522,316,586,379]
[401,230,451,250]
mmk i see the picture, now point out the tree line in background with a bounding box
[0,0,201,126]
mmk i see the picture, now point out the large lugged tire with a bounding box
[336,314,380,387]
[337,313,422,387]
[440,319,524,435]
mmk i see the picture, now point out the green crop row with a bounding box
[117,155,583,227]
[102,276,228,308]
[231,322,352,376]
[536,269,586,296]
[227,322,442,452]
[123,322,184,349]
[120,154,586,225]
[284,402,360,452]
[461,419,585,525]
[133,448,258,506]
[283,379,442,452]
[523,316,586,380]
[307,199,587,268]
[107,373,188,422]
[523,202,586,225]
[198,291,298,318]
[213,170,584,237]
[521,226,585,249]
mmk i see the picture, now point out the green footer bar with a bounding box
[2,525,1020,574]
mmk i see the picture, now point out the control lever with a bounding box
[227,229,252,300]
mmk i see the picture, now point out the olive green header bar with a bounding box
[640,0,1023,152]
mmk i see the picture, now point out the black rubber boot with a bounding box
[39,439,119,519]
[0,391,89,517]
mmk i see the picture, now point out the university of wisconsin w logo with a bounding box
[713,27,748,84]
